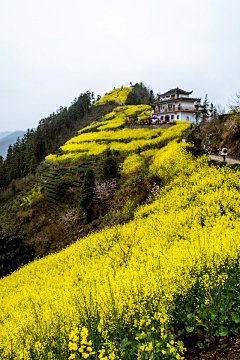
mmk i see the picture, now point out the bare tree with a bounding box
[228,89,240,112]
[216,104,226,115]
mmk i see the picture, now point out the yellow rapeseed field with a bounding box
[46,105,189,162]
[1,140,240,359]
[93,87,132,106]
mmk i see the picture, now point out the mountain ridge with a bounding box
[0,130,26,158]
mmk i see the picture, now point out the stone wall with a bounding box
[124,124,174,130]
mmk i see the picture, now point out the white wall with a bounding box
[182,113,195,122]
[174,111,195,123]
[178,100,196,107]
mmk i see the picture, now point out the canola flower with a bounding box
[46,110,189,162]
[1,142,240,359]
[20,184,42,207]
[46,105,156,162]
[121,153,145,174]
[66,128,162,145]
[81,105,151,132]
[93,87,132,106]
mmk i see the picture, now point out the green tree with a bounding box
[194,98,201,125]
[102,150,120,181]
[209,102,218,120]
[0,156,6,188]
[0,227,34,278]
[126,82,155,105]
[200,94,209,124]
[29,155,38,174]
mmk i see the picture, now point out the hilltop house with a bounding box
[151,88,200,123]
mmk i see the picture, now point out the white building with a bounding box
[151,87,200,123]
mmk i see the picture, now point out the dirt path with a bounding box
[208,154,240,164]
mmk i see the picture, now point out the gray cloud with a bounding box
[0,0,239,132]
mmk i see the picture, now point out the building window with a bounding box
[171,115,174,120]
[177,115,179,120]
[186,116,189,121]
[160,116,163,120]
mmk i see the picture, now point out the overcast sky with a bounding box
[0,0,239,132]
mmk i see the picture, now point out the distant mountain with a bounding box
[0,130,26,159]
[0,131,14,140]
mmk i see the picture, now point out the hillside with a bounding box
[1,86,240,360]
[0,131,13,140]
[186,112,240,160]
[0,87,189,267]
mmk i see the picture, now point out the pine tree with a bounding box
[80,169,95,212]
[0,227,34,278]
[29,155,37,174]
[200,95,209,123]
[91,92,95,105]
[102,149,120,181]
[125,82,155,105]
[209,102,218,120]
[194,98,202,125]
[0,156,5,188]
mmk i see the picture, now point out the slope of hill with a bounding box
[0,102,189,266]
[0,131,13,140]
[93,87,132,106]
[186,112,240,159]
[1,140,240,359]
[1,86,240,359]
[0,91,93,188]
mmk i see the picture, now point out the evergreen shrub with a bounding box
[54,178,72,197]
[0,227,34,278]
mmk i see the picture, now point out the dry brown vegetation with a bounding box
[186,113,240,159]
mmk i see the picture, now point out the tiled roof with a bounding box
[157,87,193,97]
[152,97,200,106]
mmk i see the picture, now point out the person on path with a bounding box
[221,145,228,161]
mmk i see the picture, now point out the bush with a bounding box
[80,169,95,222]
[54,178,72,197]
[102,150,120,181]
[20,184,42,207]
[0,227,34,278]
[217,161,228,168]
[228,163,240,171]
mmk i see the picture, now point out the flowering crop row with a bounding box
[65,128,162,146]
[93,87,132,106]
[1,142,240,359]
[121,153,145,174]
[46,109,189,162]
[77,105,151,135]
